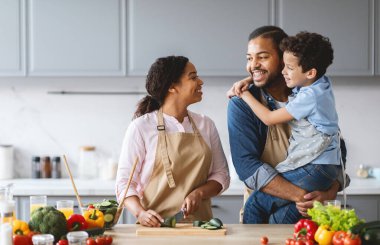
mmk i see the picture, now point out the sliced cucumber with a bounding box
[100,201,112,207]
[104,213,114,223]
[161,216,176,228]
[193,220,206,227]
[209,218,223,228]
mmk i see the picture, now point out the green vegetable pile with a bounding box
[307,201,364,231]
[28,206,68,241]
[90,199,119,229]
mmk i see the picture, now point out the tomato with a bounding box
[343,234,362,245]
[86,238,97,245]
[57,240,69,245]
[13,235,32,245]
[104,235,113,245]
[304,241,314,245]
[285,238,293,245]
[260,236,268,245]
[295,240,305,245]
[96,236,106,245]
[333,231,347,245]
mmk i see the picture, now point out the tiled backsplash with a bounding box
[1,76,379,179]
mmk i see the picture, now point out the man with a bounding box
[226,26,348,223]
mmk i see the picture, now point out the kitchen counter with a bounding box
[0,178,380,196]
[105,224,294,245]
[0,177,379,196]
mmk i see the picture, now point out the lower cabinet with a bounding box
[337,195,379,222]
[211,195,244,224]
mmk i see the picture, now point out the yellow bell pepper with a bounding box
[13,219,30,235]
[83,209,105,228]
[314,225,335,245]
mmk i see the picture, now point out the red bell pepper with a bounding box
[13,234,33,245]
[67,214,88,231]
[294,219,318,241]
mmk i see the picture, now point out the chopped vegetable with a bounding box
[307,201,364,231]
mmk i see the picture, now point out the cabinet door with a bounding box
[0,0,25,76]
[127,0,271,76]
[212,195,243,224]
[376,0,380,75]
[28,0,126,76]
[277,0,374,76]
[337,195,379,222]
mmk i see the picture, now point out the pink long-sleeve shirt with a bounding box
[115,110,230,202]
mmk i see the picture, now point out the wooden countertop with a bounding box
[105,224,294,245]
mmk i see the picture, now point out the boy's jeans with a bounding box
[243,164,339,224]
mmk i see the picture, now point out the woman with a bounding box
[116,56,230,227]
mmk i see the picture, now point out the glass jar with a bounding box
[0,200,15,245]
[78,146,97,179]
[31,156,41,179]
[51,156,61,179]
[32,234,54,245]
[41,156,52,178]
[67,231,88,245]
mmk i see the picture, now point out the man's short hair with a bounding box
[249,26,288,60]
[280,31,334,78]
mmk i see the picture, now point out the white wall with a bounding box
[0,76,379,179]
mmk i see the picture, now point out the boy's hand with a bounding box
[226,77,253,98]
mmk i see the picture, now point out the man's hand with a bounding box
[137,209,163,227]
[226,77,252,98]
[296,182,339,217]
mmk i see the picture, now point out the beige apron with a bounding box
[240,93,291,222]
[141,109,213,221]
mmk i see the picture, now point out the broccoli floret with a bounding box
[28,206,68,242]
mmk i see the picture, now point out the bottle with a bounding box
[0,145,13,180]
[51,156,61,179]
[32,156,41,179]
[356,164,369,178]
[78,146,97,179]
[0,200,15,245]
[41,156,52,178]
[32,234,54,245]
[67,231,88,245]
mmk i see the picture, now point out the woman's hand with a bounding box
[182,190,203,218]
[137,209,163,227]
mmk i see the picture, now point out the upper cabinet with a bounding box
[127,0,271,76]
[0,0,25,76]
[276,0,374,76]
[28,0,126,76]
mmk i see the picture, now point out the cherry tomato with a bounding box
[86,238,96,245]
[285,238,293,245]
[57,240,69,245]
[343,234,362,245]
[104,235,113,245]
[96,236,106,245]
[295,240,305,245]
[260,236,268,244]
[304,240,314,245]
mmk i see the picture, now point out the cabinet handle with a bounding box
[211,205,220,209]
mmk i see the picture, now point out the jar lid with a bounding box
[80,146,95,151]
[52,156,61,162]
[67,231,88,242]
[32,156,41,161]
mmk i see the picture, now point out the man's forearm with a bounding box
[261,175,307,202]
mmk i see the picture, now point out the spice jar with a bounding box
[31,156,41,179]
[67,231,88,245]
[51,156,61,179]
[41,156,52,178]
[32,234,54,245]
[78,146,97,179]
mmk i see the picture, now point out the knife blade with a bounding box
[173,208,186,222]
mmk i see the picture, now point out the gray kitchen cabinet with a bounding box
[277,0,374,76]
[0,0,25,76]
[212,195,243,224]
[376,0,380,75]
[337,195,379,222]
[127,0,271,76]
[28,0,126,76]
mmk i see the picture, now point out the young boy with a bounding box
[240,31,342,223]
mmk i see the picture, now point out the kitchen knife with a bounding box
[173,208,186,222]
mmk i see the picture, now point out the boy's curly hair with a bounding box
[280,31,333,79]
